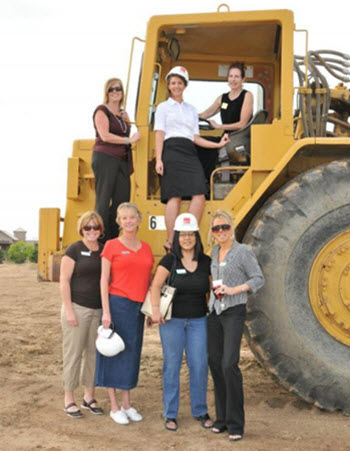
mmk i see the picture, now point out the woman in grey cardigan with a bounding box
[207,209,264,442]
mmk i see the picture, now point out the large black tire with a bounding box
[243,160,350,412]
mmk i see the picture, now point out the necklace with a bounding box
[113,114,127,134]
[106,104,128,134]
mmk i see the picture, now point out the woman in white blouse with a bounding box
[154,66,229,252]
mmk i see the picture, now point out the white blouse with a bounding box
[154,97,199,141]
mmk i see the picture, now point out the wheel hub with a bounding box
[309,231,350,346]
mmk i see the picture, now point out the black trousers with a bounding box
[92,152,130,242]
[207,304,246,435]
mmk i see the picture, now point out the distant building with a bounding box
[0,230,17,250]
[0,227,37,250]
[13,227,27,242]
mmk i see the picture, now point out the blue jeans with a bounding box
[159,316,208,419]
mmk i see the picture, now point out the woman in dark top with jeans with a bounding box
[150,213,213,432]
[92,77,140,242]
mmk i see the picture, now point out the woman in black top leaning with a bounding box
[207,209,264,442]
[150,213,213,432]
[92,78,140,242]
[199,62,253,133]
[60,211,105,418]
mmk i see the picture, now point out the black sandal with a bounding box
[194,413,213,429]
[211,423,227,433]
[165,418,178,431]
[81,398,104,415]
[64,402,83,419]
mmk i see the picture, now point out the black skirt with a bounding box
[161,137,207,204]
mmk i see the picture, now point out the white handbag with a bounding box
[141,255,177,321]
[141,285,176,320]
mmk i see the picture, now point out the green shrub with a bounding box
[0,248,6,264]
[27,243,38,263]
[7,241,31,264]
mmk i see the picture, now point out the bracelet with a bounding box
[240,286,245,293]
[124,137,130,145]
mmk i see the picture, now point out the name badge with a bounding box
[81,251,91,256]
[221,102,228,110]
[121,250,130,254]
[176,269,186,274]
[219,261,227,267]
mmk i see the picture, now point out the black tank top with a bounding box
[220,90,247,133]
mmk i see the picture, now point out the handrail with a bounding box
[125,36,145,110]
[209,166,249,201]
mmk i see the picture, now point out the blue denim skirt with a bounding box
[95,295,144,390]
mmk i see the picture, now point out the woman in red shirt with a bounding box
[95,203,154,425]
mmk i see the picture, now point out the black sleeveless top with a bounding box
[220,90,247,133]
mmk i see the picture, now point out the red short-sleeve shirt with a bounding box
[101,238,154,302]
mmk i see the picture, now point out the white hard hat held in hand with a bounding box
[96,324,125,357]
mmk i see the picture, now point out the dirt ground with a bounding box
[1,263,350,450]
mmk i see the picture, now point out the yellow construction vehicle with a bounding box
[39,6,350,412]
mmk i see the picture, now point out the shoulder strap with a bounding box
[166,254,177,286]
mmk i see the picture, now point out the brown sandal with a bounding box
[64,402,83,419]
[81,398,104,415]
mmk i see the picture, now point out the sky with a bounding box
[1,0,349,239]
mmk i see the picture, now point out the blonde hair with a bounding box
[103,77,124,107]
[116,203,142,229]
[207,209,235,247]
[77,211,104,236]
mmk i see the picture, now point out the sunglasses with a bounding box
[211,224,231,233]
[108,86,123,93]
[83,225,100,231]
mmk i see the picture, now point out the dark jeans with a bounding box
[207,304,246,435]
[92,151,130,242]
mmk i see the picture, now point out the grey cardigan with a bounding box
[209,241,265,315]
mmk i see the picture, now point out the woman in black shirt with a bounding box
[150,213,212,432]
[199,62,253,133]
[60,211,104,418]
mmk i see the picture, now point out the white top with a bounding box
[154,97,199,141]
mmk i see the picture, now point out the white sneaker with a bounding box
[121,406,143,422]
[110,410,129,425]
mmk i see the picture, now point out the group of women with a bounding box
[60,62,264,442]
[91,62,253,247]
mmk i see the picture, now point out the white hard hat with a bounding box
[165,66,189,85]
[96,325,125,357]
[174,213,199,232]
